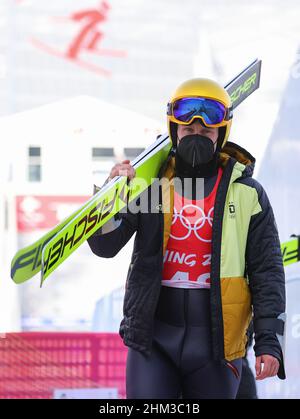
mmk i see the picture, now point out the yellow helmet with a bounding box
[167,78,233,149]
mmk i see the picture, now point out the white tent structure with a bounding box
[0,95,163,193]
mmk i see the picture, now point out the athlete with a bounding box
[87,78,286,399]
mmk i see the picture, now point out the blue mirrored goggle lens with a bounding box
[173,98,226,125]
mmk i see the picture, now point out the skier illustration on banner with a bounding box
[31,1,127,77]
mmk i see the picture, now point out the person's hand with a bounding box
[108,159,136,181]
[255,355,279,380]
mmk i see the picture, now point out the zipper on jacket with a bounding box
[210,159,236,361]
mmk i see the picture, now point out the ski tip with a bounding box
[40,270,45,288]
[40,268,45,288]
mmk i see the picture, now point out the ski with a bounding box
[10,199,100,284]
[225,58,261,109]
[11,59,262,285]
[11,134,171,284]
[281,235,300,267]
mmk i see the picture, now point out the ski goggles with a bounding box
[167,97,233,127]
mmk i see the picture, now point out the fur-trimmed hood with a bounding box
[220,141,256,178]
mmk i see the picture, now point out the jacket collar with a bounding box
[160,140,256,183]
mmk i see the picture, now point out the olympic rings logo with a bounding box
[170,204,214,242]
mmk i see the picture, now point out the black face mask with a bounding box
[175,134,219,178]
[176,134,215,166]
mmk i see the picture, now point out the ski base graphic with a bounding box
[11,134,171,284]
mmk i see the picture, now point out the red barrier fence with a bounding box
[0,333,127,399]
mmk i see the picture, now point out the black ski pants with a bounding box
[126,286,242,399]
